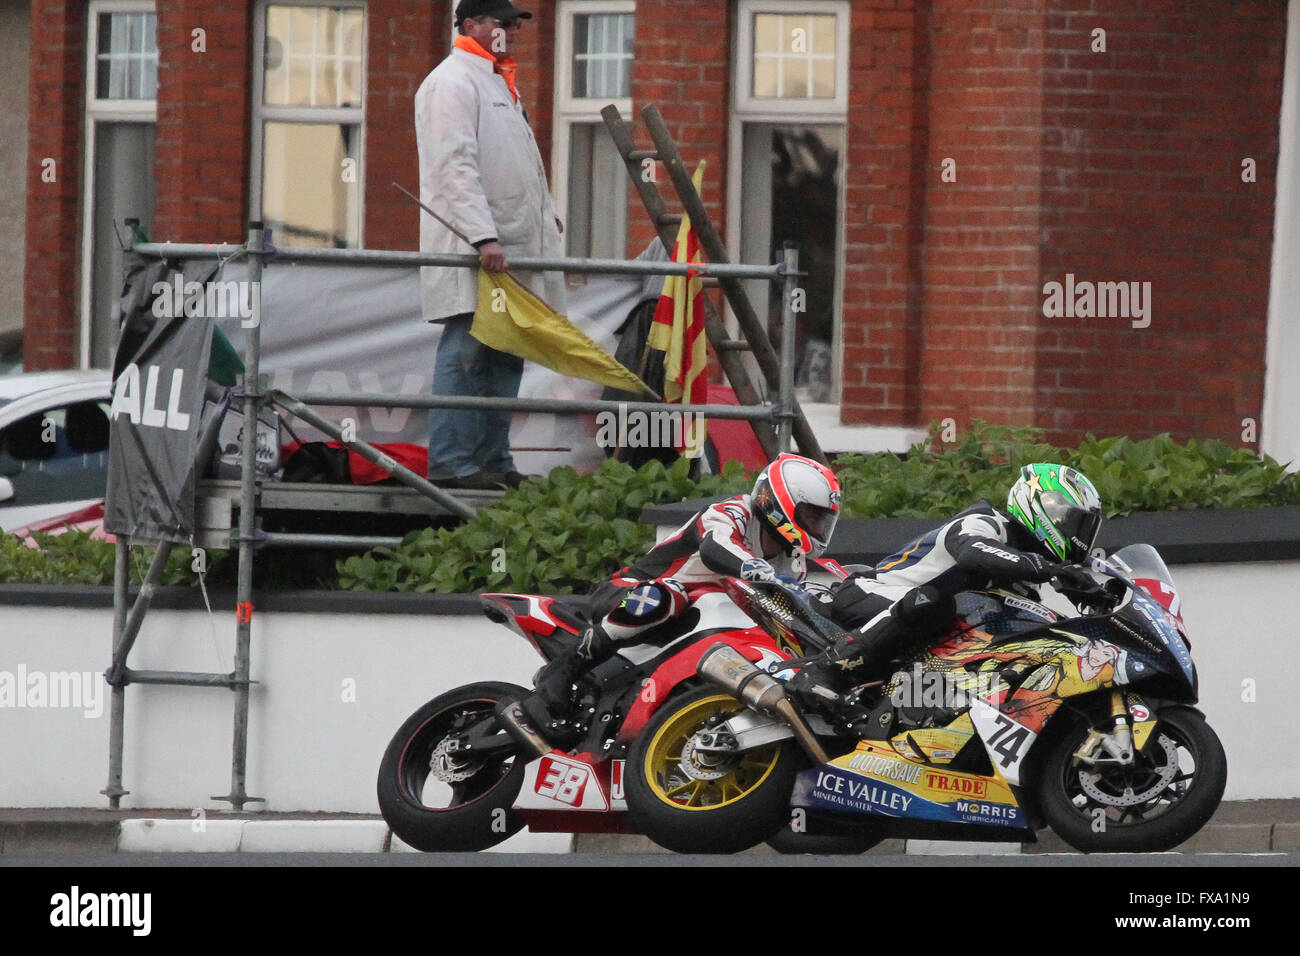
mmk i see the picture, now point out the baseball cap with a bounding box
[454,0,532,24]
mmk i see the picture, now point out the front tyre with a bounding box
[377,681,529,852]
[1038,706,1226,853]
[626,688,802,854]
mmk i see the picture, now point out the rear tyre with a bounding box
[377,682,529,852]
[1038,706,1226,853]
[626,688,803,854]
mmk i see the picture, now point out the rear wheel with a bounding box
[1038,706,1226,853]
[377,682,529,852]
[626,688,803,854]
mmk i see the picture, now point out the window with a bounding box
[729,0,849,404]
[251,1,366,248]
[81,1,159,369]
[553,2,635,261]
[736,2,849,115]
[93,9,158,101]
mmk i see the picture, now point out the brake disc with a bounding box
[678,733,740,782]
[429,737,480,783]
[1078,733,1180,807]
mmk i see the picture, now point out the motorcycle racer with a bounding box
[525,453,841,721]
[789,462,1106,705]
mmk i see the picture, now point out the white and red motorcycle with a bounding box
[376,566,854,851]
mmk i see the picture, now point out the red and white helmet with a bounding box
[751,454,842,557]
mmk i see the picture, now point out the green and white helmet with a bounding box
[1006,463,1103,563]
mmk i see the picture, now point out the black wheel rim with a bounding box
[1062,720,1200,829]
[398,699,516,812]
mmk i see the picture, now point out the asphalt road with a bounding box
[3,851,1295,866]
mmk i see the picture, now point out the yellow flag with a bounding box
[470,270,657,398]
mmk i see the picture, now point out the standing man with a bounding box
[416,0,566,489]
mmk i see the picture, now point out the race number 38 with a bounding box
[970,699,1038,785]
[535,756,590,806]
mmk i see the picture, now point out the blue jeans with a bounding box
[428,313,524,479]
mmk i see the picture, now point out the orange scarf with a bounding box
[454,34,518,104]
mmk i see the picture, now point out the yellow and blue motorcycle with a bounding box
[624,544,1226,854]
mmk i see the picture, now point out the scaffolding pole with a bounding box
[109,227,811,811]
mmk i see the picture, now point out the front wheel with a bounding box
[377,681,529,852]
[625,688,803,854]
[1038,706,1226,853]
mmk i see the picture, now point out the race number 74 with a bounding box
[986,713,1032,769]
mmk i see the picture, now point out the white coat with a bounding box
[415,47,566,322]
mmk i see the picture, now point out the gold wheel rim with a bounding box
[642,694,782,811]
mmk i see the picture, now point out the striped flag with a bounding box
[647,161,708,456]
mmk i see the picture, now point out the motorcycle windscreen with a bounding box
[1109,543,1175,590]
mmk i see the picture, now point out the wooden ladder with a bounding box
[601,104,828,465]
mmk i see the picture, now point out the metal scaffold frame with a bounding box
[104,224,809,810]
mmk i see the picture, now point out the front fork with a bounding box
[1073,690,1136,767]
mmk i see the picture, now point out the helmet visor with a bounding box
[1041,491,1101,558]
[794,502,839,547]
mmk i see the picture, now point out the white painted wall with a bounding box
[0,560,1296,816]
[1263,0,1300,470]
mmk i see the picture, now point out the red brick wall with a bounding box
[22,0,86,371]
[628,0,732,254]
[1034,1,1284,446]
[152,1,252,244]
[513,0,558,177]
[841,0,1284,447]
[20,0,1288,447]
[365,0,445,250]
[841,1,928,423]
[916,1,1046,429]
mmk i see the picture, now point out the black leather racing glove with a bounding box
[1052,565,1115,611]
[1020,551,1059,583]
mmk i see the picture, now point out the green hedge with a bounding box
[835,422,1300,518]
[4,421,1298,593]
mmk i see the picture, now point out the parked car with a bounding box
[0,370,114,533]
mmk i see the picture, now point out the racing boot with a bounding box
[786,613,914,713]
[522,623,615,727]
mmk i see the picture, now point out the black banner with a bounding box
[104,254,218,543]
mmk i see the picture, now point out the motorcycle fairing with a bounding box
[516,752,615,812]
[888,713,978,766]
[790,741,1029,831]
[1124,691,1160,752]
[969,697,1038,785]
[479,593,584,661]
[512,753,644,834]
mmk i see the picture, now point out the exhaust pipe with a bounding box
[494,700,552,758]
[697,644,830,765]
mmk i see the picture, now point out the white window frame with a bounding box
[735,0,850,117]
[551,0,635,258]
[80,0,158,368]
[727,0,850,404]
[249,0,368,248]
